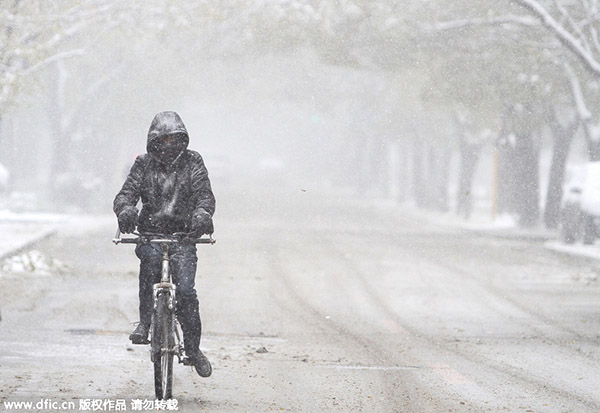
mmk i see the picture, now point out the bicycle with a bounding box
[113,230,215,400]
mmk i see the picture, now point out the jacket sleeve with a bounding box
[113,155,145,216]
[191,154,216,217]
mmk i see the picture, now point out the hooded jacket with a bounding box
[113,111,216,234]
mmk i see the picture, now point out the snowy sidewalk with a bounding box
[406,207,557,241]
[0,211,64,261]
[544,240,600,261]
[372,200,600,263]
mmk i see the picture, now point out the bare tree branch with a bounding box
[425,15,538,33]
[590,26,600,55]
[514,0,600,76]
[563,61,592,120]
[21,48,84,77]
[555,0,590,52]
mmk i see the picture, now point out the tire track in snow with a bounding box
[324,235,600,411]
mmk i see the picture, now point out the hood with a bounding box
[147,111,189,156]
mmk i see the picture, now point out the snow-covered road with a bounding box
[1,184,600,412]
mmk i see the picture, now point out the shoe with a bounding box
[129,323,150,344]
[190,351,212,378]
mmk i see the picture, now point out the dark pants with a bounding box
[135,242,203,358]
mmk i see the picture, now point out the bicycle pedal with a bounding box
[182,357,194,366]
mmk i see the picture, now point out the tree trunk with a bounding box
[587,138,600,161]
[432,147,451,212]
[49,61,68,183]
[425,146,436,207]
[496,135,518,215]
[543,106,577,229]
[413,139,427,208]
[372,137,387,196]
[544,139,572,228]
[496,103,541,226]
[0,114,3,163]
[456,140,481,219]
[397,142,409,202]
[346,133,366,195]
[515,133,540,227]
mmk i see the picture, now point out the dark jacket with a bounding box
[113,111,216,234]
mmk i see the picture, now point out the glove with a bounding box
[191,210,213,236]
[118,207,138,234]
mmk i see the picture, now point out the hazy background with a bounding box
[1,0,599,230]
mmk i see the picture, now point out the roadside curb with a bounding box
[458,223,600,262]
[395,205,600,261]
[0,227,58,262]
[440,218,600,261]
[465,228,557,242]
[401,207,558,242]
[544,240,600,262]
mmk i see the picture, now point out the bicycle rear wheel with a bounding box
[152,292,174,400]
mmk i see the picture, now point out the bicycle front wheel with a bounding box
[152,292,174,400]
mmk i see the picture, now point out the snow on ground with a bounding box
[370,198,600,260]
[0,209,68,223]
[0,222,58,262]
[2,200,600,273]
[545,240,600,262]
[371,199,554,239]
[0,250,67,276]
[2,188,600,411]
[0,211,115,263]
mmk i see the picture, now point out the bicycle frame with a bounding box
[150,239,181,364]
[113,229,215,399]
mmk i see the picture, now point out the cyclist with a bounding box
[113,111,215,378]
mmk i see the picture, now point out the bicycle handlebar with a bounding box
[112,229,216,245]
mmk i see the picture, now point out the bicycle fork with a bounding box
[150,244,184,363]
